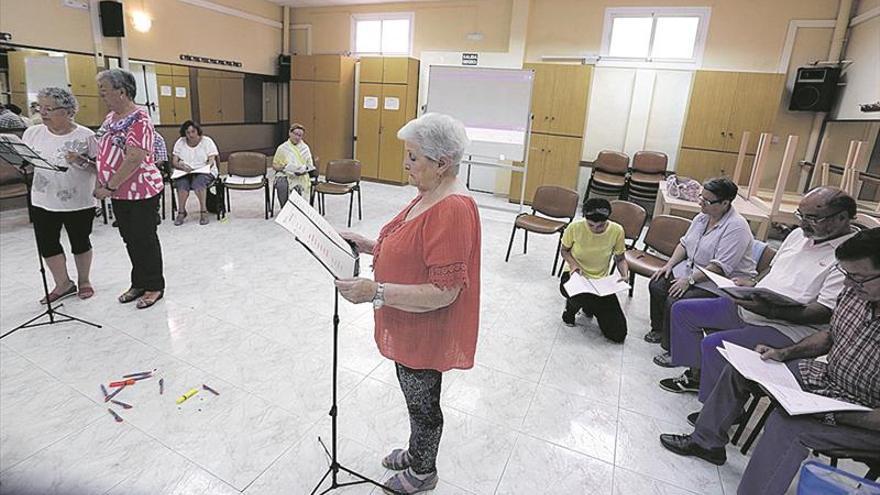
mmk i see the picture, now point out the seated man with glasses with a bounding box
[659,227,880,495]
[658,187,856,406]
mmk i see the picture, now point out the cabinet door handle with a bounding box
[550,116,555,121]
[720,131,725,136]
[544,116,549,120]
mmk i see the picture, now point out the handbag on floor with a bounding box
[797,460,880,495]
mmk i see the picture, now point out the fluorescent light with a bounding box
[132,11,152,33]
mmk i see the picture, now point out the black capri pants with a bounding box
[32,206,95,258]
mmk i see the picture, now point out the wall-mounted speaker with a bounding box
[99,1,126,38]
[789,67,840,112]
[278,54,291,81]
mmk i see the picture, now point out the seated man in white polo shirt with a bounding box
[657,187,856,410]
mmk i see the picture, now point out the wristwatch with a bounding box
[372,282,385,309]
[688,275,696,286]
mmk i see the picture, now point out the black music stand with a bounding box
[0,134,101,339]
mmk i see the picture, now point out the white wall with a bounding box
[833,14,880,120]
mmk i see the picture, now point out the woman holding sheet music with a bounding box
[335,113,480,495]
[559,197,630,343]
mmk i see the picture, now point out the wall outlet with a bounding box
[63,0,89,10]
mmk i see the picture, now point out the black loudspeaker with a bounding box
[789,67,840,112]
[278,54,291,81]
[99,1,125,38]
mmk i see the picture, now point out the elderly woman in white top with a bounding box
[172,120,218,225]
[21,87,98,302]
[272,123,314,205]
[646,177,757,366]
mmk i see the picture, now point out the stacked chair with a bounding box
[626,151,668,204]
[585,151,629,199]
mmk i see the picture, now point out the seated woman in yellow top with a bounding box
[559,197,630,343]
[272,123,314,205]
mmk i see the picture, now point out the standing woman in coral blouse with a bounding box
[93,69,166,309]
[336,113,481,494]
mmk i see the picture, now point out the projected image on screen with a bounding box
[426,66,535,161]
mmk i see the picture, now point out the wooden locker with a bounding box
[76,95,105,127]
[525,64,555,134]
[157,75,176,124]
[66,54,98,96]
[154,64,174,76]
[314,55,341,82]
[10,93,29,116]
[356,83,382,179]
[726,72,785,153]
[198,77,222,124]
[549,65,591,137]
[509,134,547,203]
[290,80,315,128]
[676,148,738,182]
[292,55,315,80]
[220,77,244,123]
[680,71,739,151]
[8,50,46,93]
[378,84,408,183]
[360,58,383,83]
[172,75,192,123]
[542,135,582,188]
[171,65,190,77]
[314,82,345,167]
[382,58,411,84]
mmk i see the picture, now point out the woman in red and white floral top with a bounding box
[336,113,481,494]
[94,69,165,309]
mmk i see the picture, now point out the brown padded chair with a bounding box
[270,156,321,214]
[627,151,668,202]
[623,214,691,296]
[315,159,362,228]
[756,245,776,274]
[223,151,271,219]
[609,200,647,249]
[587,150,630,199]
[504,185,579,275]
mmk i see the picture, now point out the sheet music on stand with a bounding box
[274,190,359,279]
[0,134,65,171]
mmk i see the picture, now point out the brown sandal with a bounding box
[136,291,164,309]
[40,281,77,305]
[118,288,145,304]
[78,285,95,300]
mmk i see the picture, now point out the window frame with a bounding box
[599,7,711,69]
[350,12,415,57]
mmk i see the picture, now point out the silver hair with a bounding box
[37,87,79,116]
[96,68,137,100]
[397,113,470,174]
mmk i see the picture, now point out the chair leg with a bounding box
[505,225,518,262]
[866,468,878,482]
[740,403,774,455]
[731,394,759,445]
[357,186,362,220]
[270,181,276,216]
[102,198,108,225]
[552,233,563,276]
[348,191,354,228]
[225,187,231,213]
[830,457,839,468]
[628,271,635,297]
[523,230,528,254]
[264,183,270,219]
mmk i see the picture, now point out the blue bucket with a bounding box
[798,460,880,495]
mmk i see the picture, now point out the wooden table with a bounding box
[654,180,771,240]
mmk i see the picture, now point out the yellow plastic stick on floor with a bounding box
[176,388,199,404]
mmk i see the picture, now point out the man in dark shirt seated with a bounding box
[659,228,880,495]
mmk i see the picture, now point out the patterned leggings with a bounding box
[396,362,443,474]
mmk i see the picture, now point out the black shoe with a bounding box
[687,410,744,428]
[659,434,726,466]
[562,311,576,327]
[644,330,662,343]
[660,370,700,393]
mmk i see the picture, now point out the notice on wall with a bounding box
[462,53,478,66]
[363,96,378,109]
[384,97,400,111]
[175,87,187,98]
[160,85,172,97]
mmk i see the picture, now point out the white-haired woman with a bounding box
[335,113,482,494]
[21,87,98,302]
[94,69,165,309]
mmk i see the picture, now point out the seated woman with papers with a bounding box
[272,123,315,205]
[559,198,630,343]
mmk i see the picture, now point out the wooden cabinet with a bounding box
[676,148,739,182]
[7,50,46,93]
[679,70,784,181]
[510,63,591,203]
[66,54,98,97]
[197,68,242,124]
[290,55,356,172]
[157,68,192,125]
[509,135,583,203]
[355,57,419,184]
[525,63,592,137]
[76,96,107,127]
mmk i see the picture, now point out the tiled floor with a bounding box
[0,181,785,494]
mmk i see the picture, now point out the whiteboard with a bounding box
[425,66,534,161]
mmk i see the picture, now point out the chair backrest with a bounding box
[326,159,361,184]
[632,151,668,174]
[643,215,691,256]
[609,200,647,246]
[309,157,321,179]
[854,213,880,230]
[532,185,579,219]
[757,245,776,273]
[594,150,630,175]
[227,152,268,177]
